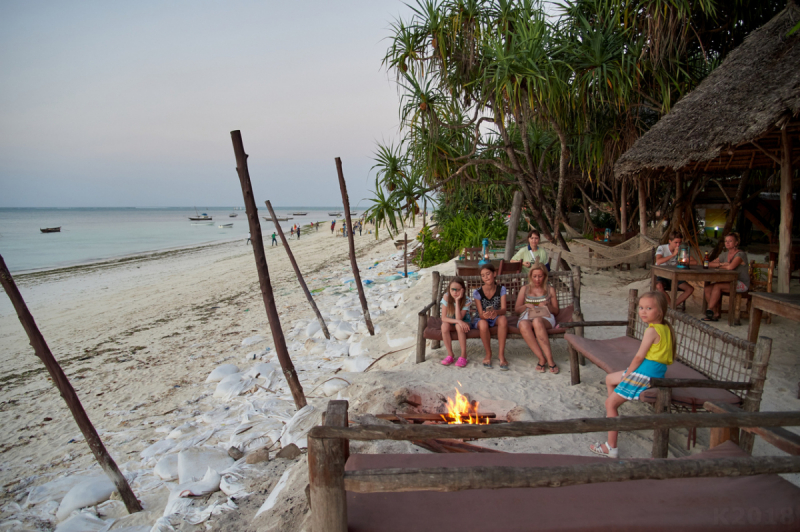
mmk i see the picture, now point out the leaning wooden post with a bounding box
[266,200,330,340]
[504,190,523,261]
[404,232,408,277]
[231,130,306,409]
[652,387,672,458]
[0,255,142,514]
[309,400,349,532]
[335,157,374,335]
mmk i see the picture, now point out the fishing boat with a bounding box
[189,207,212,221]
[292,212,307,215]
[328,212,342,216]
[350,211,358,216]
[218,223,233,228]
[264,216,292,222]
[40,227,61,233]
[229,213,238,217]
[191,222,214,225]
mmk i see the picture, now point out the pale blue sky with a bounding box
[0,1,415,207]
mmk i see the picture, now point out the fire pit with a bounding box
[377,386,506,426]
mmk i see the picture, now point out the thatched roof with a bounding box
[615,3,800,179]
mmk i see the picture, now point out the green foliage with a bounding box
[414,211,509,268]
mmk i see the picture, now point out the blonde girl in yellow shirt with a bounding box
[590,291,676,458]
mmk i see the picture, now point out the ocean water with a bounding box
[0,207,357,273]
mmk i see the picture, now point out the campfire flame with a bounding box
[442,385,489,424]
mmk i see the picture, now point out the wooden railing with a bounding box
[307,400,800,532]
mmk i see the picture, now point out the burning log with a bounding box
[412,439,506,454]
[376,413,501,424]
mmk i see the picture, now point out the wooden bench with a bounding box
[565,288,772,457]
[308,400,800,532]
[415,269,585,363]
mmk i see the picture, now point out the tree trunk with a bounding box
[638,175,648,236]
[710,170,750,261]
[504,191,523,261]
[620,179,628,234]
[778,128,794,293]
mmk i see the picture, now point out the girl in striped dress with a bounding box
[590,291,675,458]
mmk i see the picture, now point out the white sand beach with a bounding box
[2,226,799,531]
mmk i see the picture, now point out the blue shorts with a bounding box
[472,317,499,328]
[614,359,668,401]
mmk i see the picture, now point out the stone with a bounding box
[228,446,244,461]
[275,443,301,460]
[245,447,271,464]
[506,406,536,422]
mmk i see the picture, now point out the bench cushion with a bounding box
[423,305,574,341]
[346,441,800,531]
[565,334,742,407]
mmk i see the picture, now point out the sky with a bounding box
[0,1,417,208]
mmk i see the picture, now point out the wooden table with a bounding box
[747,292,800,344]
[650,264,739,326]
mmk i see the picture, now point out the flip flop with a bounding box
[705,309,714,319]
[535,363,546,373]
[548,364,560,374]
[499,363,509,371]
[701,316,720,322]
[483,362,493,369]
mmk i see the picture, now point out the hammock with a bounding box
[541,234,658,269]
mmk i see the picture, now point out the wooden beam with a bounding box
[309,410,800,441]
[751,141,782,165]
[778,127,794,293]
[343,456,800,493]
[231,131,307,410]
[638,175,647,236]
[649,379,752,390]
[704,402,800,456]
[309,401,349,532]
[0,256,142,514]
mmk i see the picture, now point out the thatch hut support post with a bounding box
[335,157,375,335]
[0,256,142,515]
[638,175,647,235]
[620,179,628,234]
[231,130,307,410]
[778,127,794,293]
[265,200,330,340]
[505,191,523,261]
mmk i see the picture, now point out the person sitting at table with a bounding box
[703,232,749,322]
[654,231,695,307]
[511,229,549,275]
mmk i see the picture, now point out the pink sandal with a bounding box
[441,356,455,366]
[455,357,468,368]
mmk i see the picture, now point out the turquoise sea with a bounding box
[0,207,354,273]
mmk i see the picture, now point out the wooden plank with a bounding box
[0,256,143,515]
[309,401,349,532]
[741,337,773,454]
[343,456,800,493]
[231,131,307,410]
[652,388,672,458]
[310,411,800,441]
[704,402,800,456]
[376,413,497,422]
[649,379,752,390]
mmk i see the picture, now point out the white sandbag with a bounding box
[244,348,270,361]
[205,364,239,383]
[387,335,414,348]
[154,454,179,481]
[56,477,115,521]
[304,338,326,356]
[220,473,248,498]
[279,405,317,448]
[173,429,215,452]
[254,469,291,519]
[166,422,196,440]
[244,362,277,379]
[393,293,404,305]
[305,320,321,338]
[177,448,234,484]
[342,309,362,320]
[349,342,368,357]
[176,467,221,498]
[380,299,396,311]
[140,439,176,460]
[213,376,256,401]
[342,356,372,373]
[241,335,264,346]
[332,321,354,340]
[322,378,350,397]
[26,475,92,507]
[54,511,107,532]
[324,341,349,357]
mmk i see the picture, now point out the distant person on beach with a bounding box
[271,232,277,246]
[511,229,549,275]
[316,222,319,232]
[440,277,471,368]
[290,226,295,238]
[590,291,675,458]
[703,232,749,322]
[331,221,335,234]
[515,263,560,374]
[296,224,300,239]
[654,231,695,307]
[472,263,509,370]
[358,221,362,236]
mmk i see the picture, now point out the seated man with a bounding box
[655,231,695,307]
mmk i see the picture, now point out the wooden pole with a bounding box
[739,337,772,454]
[504,190,523,261]
[343,455,800,493]
[778,127,794,293]
[404,232,408,277]
[423,198,427,228]
[620,179,628,235]
[335,157,375,335]
[231,130,307,410]
[309,401,349,532]
[310,410,800,441]
[265,200,330,340]
[0,255,142,514]
[638,175,647,236]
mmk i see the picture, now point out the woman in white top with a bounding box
[654,231,695,307]
[511,229,550,275]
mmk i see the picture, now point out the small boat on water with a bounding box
[328,212,342,216]
[189,213,212,221]
[40,227,61,233]
[219,223,233,228]
[191,222,214,225]
[265,216,292,222]
[350,211,358,216]
[292,212,307,216]
[229,213,238,217]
